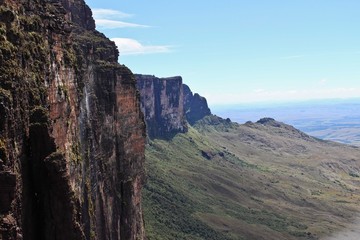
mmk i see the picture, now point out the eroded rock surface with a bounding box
[0,0,145,239]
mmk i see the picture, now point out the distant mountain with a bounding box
[136,81,360,239]
[135,74,211,139]
[213,99,360,146]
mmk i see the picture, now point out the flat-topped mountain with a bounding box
[135,74,211,139]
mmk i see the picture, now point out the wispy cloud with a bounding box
[92,9,133,19]
[253,89,266,93]
[319,78,328,85]
[96,19,148,29]
[111,38,171,55]
[94,9,171,55]
[92,8,148,29]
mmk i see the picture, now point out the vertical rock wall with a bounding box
[0,0,145,239]
[136,75,187,139]
[136,74,211,139]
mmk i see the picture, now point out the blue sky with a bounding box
[85,0,360,106]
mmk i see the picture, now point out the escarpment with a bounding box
[135,75,187,139]
[136,74,211,139]
[0,0,145,239]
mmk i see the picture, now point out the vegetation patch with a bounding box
[349,172,360,178]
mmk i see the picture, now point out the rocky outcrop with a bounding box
[136,74,211,139]
[254,118,315,142]
[183,84,211,125]
[0,1,145,239]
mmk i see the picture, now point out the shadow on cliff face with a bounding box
[21,108,83,239]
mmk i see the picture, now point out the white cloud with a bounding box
[111,38,171,55]
[319,78,328,85]
[92,9,171,55]
[95,19,149,29]
[92,9,132,19]
[92,8,148,29]
[253,89,266,93]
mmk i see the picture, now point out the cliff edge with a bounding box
[0,1,145,239]
[136,74,211,139]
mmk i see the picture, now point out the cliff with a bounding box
[0,1,145,239]
[135,74,210,139]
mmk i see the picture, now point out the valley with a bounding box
[1,1,358,239]
[143,116,360,239]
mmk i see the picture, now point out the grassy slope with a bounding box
[142,116,360,240]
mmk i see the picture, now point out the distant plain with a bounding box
[213,98,360,146]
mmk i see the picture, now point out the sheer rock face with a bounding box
[0,0,146,239]
[136,75,211,139]
[135,75,187,139]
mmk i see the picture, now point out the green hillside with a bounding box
[142,116,360,240]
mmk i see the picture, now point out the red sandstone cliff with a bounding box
[135,74,211,139]
[135,75,187,139]
[0,0,145,239]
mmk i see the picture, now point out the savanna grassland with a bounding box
[214,100,360,146]
[143,116,360,240]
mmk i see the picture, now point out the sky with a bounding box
[85,0,360,106]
